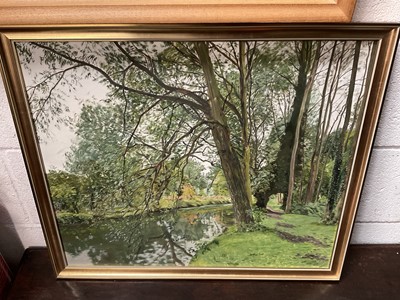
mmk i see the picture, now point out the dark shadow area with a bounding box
[0,203,24,276]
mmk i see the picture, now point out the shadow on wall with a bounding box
[0,203,24,276]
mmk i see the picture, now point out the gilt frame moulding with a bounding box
[0,0,358,24]
[0,24,398,280]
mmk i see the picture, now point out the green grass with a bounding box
[266,195,285,212]
[190,212,338,269]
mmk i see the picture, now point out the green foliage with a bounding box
[22,41,306,223]
[65,104,131,209]
[211,171,229,196]
[183,160,208,194]
[47,170,83,213]
[159,195,231,210]
[20,40,367,227]
[239,209,271,233]
[250,119,284,196]
[181,183,196,200]
[56,212,93,225]
[166,159,208,197]
[291,200,326,217]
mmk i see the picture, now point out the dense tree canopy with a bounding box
[18,39,374,225]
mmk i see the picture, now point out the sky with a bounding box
[18,44,110,170]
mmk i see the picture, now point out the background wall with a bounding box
[1,0,400,273]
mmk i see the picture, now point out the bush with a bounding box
[56,212,93,225]
[291,201,325,217]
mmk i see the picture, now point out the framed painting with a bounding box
[0,24,398,280]
[0,1,358,23]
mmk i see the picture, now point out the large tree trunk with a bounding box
[326,41,361,221]
[255,41,314,210]
[195,42,254,225]
[211,127,254,224]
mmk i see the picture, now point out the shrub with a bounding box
[291,201,325,217]
[56,212,93,225]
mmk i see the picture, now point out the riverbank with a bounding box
[57,199,338,269]
[56,195,231,224]
[190,213,337,268]
[59,203,233,266]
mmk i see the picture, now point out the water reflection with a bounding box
[60,205,233,266]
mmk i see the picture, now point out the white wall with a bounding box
[351,0,400,243]
[0,0,399,272]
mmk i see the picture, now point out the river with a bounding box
[60,205,234,267]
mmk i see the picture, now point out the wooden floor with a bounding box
[6,245,400,299]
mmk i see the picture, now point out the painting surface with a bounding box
[16,40,374,268]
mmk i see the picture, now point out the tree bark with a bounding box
[286,42,321,213]
[256,41,315,210]
[239,42,253,207]
[194,42,254,225]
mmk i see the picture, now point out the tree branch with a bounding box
[31,42,209,114]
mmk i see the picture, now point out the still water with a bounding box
[60,205,234,266]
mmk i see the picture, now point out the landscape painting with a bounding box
[16,38,375,269]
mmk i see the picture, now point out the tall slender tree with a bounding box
[325,41,362,221]
[286,42,321,212]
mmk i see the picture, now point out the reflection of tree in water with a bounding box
[135,213,225,266]
[61,207,229,266]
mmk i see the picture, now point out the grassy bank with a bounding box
[190,212,337,268]
[56,195,231,224]
[158,195,231,210]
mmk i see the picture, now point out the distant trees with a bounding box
[47,170,82,213]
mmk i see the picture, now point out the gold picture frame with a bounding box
[0,24,398,280]
[0,0,358,23]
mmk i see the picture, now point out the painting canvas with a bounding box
[1,24,398,279]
